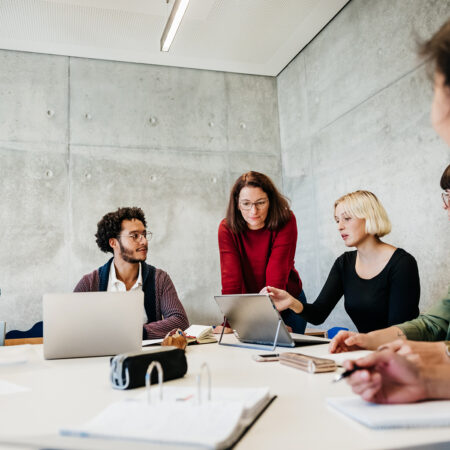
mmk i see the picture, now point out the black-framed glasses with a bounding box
[442,192,450,208]
[239,199,269,211]
[117,231,152,242]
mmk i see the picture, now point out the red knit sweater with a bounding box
[218,212,302,298]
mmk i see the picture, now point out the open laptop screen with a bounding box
[214,294,329,348]
[43,291,143,359]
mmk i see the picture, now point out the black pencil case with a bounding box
[110,346,188,390]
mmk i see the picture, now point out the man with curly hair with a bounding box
[74,207,189,339]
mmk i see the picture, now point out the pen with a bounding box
[333,364,362,383]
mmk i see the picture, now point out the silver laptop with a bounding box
[43,291,143,359]
[214,294,330,348]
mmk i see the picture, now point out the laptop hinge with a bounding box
[218,316,282,352]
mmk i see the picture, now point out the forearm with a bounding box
[423,364,450,399]
[364,326,407,349]
[288,296,304,314]
[150,271,189,338]
[144,313,189,339]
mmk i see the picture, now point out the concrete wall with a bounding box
[0,52,281,331]
[278,0,450,331]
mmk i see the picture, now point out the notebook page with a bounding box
[62,399,245,449]
[184,324,212,338]
[327,396,450,428]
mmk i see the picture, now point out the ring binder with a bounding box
[64,360,275,449]
[146,361,163,404]
[196,362,211,404]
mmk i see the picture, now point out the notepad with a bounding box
[184,324,217,344]
[61,386,273,449]
[327,396,450,428]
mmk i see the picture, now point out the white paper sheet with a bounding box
[327,396,450,428]
[0,344,39,366]
[0,379,30,395]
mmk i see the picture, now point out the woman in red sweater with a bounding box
[216,171,307,334]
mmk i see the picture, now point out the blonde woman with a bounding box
[263,191,420,332]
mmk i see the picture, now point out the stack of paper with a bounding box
[62,386,273,449]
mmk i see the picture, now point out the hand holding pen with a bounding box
[333,344,398,383]
[333,363,362,382]
[333,349,428,404]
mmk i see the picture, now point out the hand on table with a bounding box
[329,330,371,353]
[343,350,428,404]
[213,325,233,335]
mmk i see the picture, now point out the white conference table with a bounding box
[0,337,449,450]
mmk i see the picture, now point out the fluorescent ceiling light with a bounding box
[160,0,190,52]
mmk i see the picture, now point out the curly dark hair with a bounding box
[95,207,147,253]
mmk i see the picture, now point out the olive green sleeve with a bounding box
[396,294,450,341]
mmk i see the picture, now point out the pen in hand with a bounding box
[333,364,363,383]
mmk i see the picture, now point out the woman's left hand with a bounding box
[260,286,299,312]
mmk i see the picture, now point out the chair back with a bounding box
[326,326,349,339]
[4,321,43,345]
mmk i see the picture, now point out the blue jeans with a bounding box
[280,289,307,334]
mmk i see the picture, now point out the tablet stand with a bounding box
[218,316,282,351]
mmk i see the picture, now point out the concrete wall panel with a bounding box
[278,0,450,331]
[69,59,228,152]
[225,73,280,155]
[0,144,68,331]
[0,50,68,144]
[303,0,450,134]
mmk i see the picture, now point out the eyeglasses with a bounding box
[239,199,269,211]
[117,231,152,242]
[442,191,450,208]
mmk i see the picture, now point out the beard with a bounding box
[118,239,146,263]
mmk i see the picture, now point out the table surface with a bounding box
[0,337,449,450]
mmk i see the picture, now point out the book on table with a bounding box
[61,386,274,449]
[142,325,217,347]
[184,324,217,344]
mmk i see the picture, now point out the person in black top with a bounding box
[263,190,420,333]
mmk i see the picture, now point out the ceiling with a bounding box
[0,0,349,76]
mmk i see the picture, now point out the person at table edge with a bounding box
[74,206,189,339]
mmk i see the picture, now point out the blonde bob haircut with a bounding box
[334,190,391,238]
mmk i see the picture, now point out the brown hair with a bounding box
[420,19,450,86]
[441,164,450,190]
[225,171,291,233]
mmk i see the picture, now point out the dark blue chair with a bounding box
[326,326,349,339]
[5,321,43,339]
